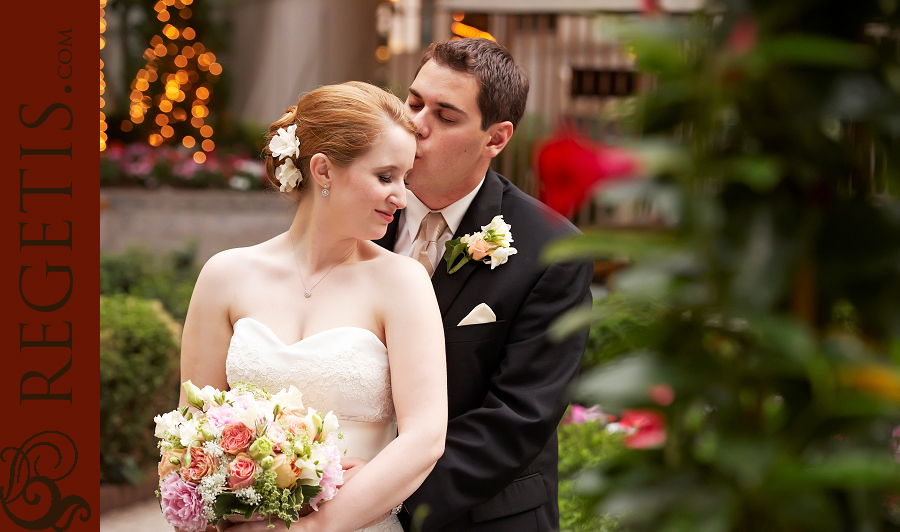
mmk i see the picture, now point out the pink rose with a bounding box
[228,453,258,489]
[266,423,288,450]
[220,423,253,455]
[159,472,207,532]
[180,445,219,483]
[158,448,186,479]
[467,238,491,260]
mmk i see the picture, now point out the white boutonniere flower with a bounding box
[443,215,517,274]
[276,158,303,192]
[268,124,300,160]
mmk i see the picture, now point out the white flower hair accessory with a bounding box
[268,124,300,160]
[276,158,303,192]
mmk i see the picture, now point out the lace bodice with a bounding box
[225,318,402,532]
[226,318,395,423]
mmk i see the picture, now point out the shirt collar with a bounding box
[403,176,486,242]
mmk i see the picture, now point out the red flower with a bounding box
[534,128,639,218]
[726,16,757,55]
[618,409,666,449]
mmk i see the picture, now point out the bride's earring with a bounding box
[322,184,330,197]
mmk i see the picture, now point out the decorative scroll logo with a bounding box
[0,431,90,530]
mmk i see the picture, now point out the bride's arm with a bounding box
[258,257,446,532]
[177,251,236,408]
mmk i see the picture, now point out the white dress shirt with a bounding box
[394,177,486,273]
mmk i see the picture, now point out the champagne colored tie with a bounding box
[413,211,447,277]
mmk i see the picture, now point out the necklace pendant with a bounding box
[304,290,311,298]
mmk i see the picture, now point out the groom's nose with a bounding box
[412,110,429,139]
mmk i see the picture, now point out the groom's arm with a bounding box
[406,258,593,531]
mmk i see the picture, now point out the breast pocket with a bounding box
[443,320,506,344]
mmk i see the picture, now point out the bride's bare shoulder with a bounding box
[359,241,429,277]
[199,235,285,279]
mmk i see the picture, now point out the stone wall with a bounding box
[100,188,296,263]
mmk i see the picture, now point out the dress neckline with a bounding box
[233,317,387,350]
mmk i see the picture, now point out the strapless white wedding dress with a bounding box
[225,317,402,532]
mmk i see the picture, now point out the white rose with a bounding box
[177,418,202,447]
[488,246,517,269]
[276,158,303,192]
[481,216,513,246]
[272,385,305,413]
[154,410,187,439]
[269,124,300,160]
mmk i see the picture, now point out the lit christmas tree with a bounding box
[120,0,223,163]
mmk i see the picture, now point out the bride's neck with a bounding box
[287,198,358,274]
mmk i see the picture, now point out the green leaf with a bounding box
[541,230,680,265]
[444,241,471,274]
[755,35,874,69]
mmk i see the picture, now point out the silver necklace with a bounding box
[287,231,356,298]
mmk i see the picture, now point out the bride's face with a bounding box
[328,123,416,240]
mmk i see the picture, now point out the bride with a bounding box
[176,81,447,532]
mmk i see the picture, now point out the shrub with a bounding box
[100,244,200,323]
[100,294,182,484]
[558,419,623,532]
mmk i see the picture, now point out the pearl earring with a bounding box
[322,185,329,197]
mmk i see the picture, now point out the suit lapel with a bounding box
[432,170,505,317]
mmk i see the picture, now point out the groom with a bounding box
[375,38,593,532]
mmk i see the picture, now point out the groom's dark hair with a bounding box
[418,38,530,131]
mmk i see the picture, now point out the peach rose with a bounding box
[158,448,186,479]
[270,453,299,489]
[228,453,259,490]
[220,423,253,455]
[279,412,307,437]
[180,445,218,483]
[467,238,491,260]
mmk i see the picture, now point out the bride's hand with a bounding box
[339,456,369,486]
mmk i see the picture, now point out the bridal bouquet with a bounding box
[154,381,343,532]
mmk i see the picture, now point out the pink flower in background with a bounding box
[309,434,344,510]
[568,405,603,424]
[619,409,666,449]
[534,128,640,218]
[159,472,207,532]
[892,425,899,463]
[727,16,758,55]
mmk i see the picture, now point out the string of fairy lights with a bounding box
[102,0,222,163]
[101,0,107,151]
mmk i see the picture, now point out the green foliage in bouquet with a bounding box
[548,1,900,530]
[100,294,182,483]
[100,243,200,322]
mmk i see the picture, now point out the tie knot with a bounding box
[421,211,446,243]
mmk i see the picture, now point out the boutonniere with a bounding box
[443,215,518,274]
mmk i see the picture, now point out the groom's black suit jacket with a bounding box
[375,169,593,532]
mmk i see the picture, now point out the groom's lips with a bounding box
[376,210,394,223]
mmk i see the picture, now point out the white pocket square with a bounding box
[457,303,496,326]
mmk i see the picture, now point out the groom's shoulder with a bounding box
[494,172,581,245]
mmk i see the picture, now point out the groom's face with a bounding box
[405,60,492,210]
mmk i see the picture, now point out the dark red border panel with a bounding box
[3,0,99,530]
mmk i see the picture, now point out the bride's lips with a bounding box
[376,209,394,223]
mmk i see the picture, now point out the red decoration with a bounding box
[534,128,640,218]
[618,409,667,449]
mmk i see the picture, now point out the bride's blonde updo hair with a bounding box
[264,81,416,200]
